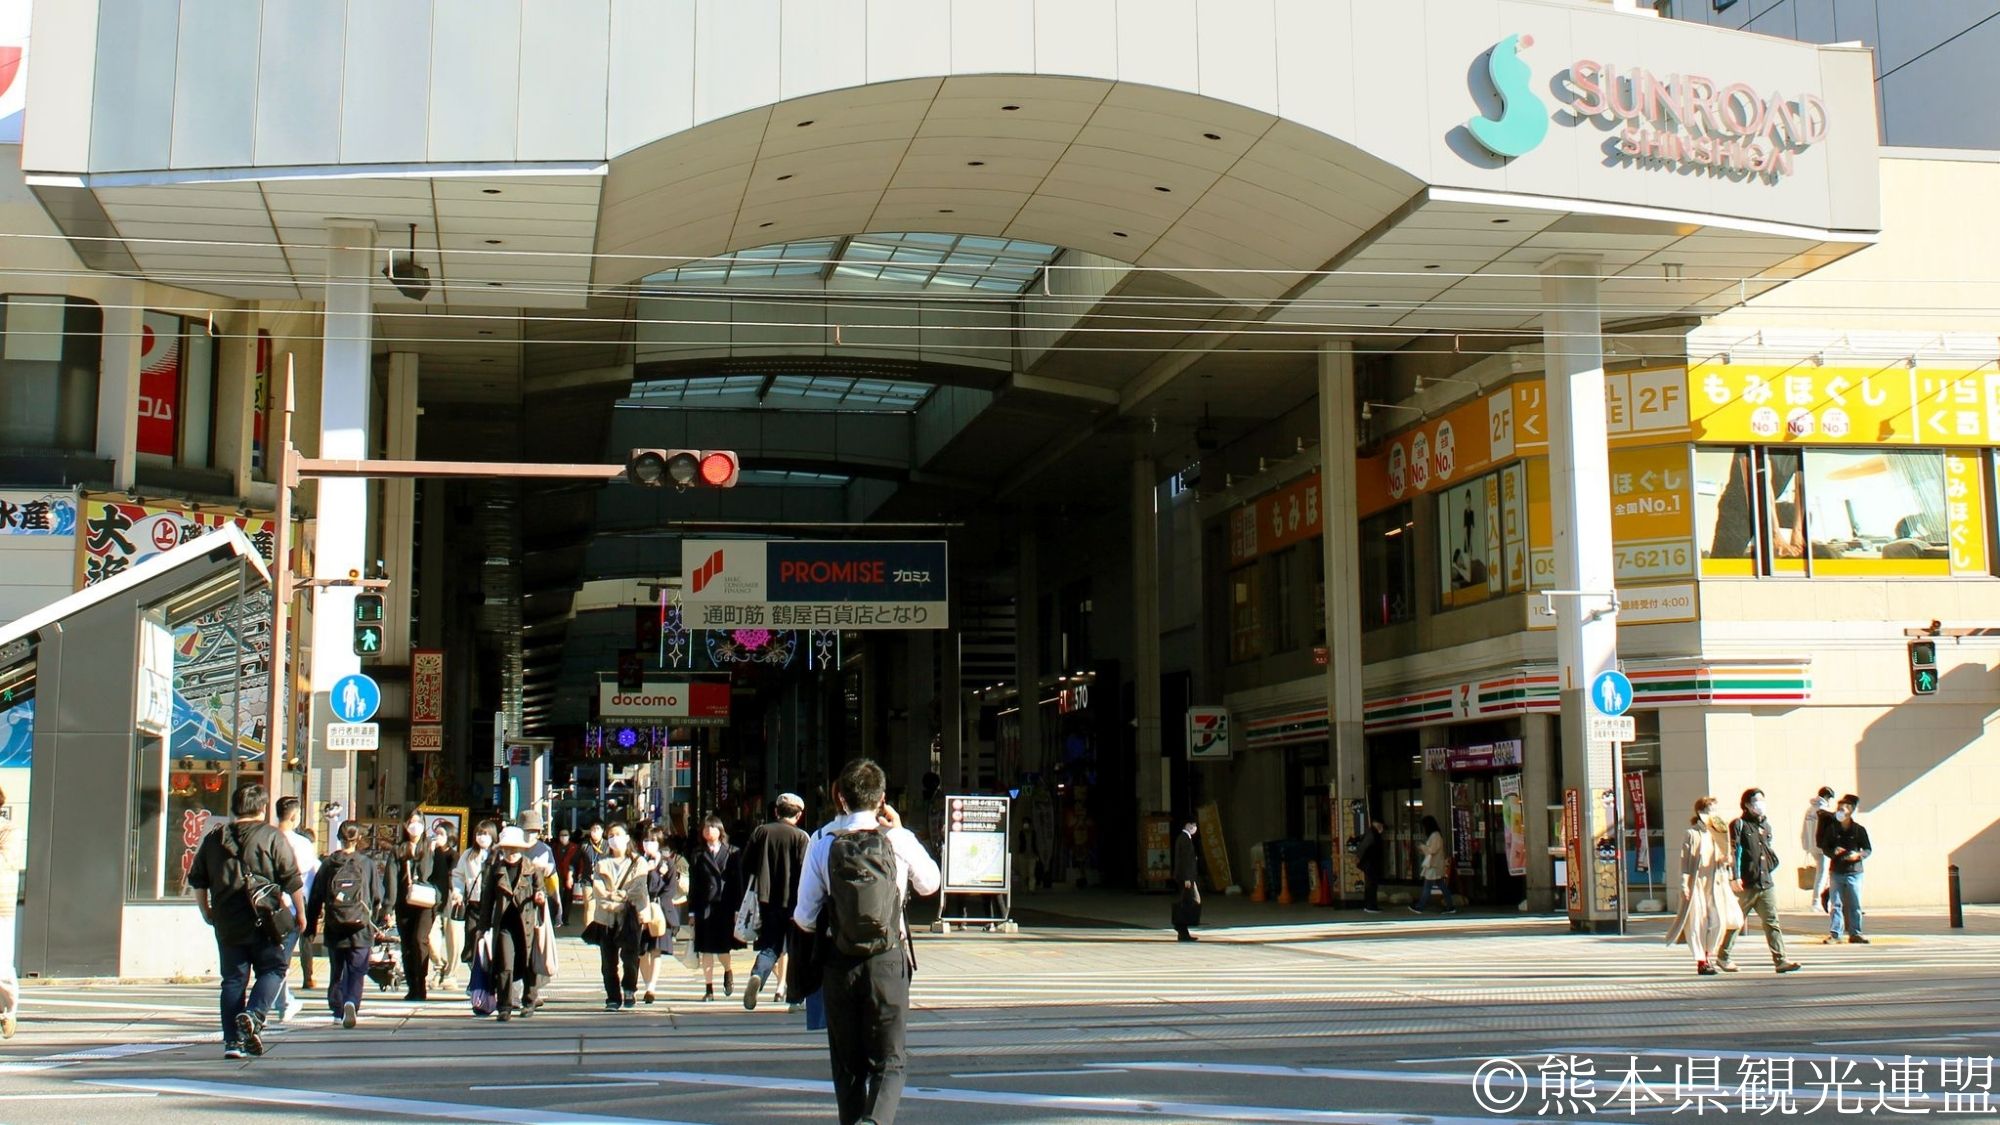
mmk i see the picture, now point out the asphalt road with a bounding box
[0,913,1993,1124]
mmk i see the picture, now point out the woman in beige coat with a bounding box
[1667,796,1744,975]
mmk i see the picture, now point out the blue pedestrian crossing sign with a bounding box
[1590,670,1634,717]
[330,673,381,724]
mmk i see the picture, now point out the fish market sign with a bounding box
[1569,60,1829,181]
[1466,37,1829,183]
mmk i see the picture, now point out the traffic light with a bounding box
[1909,639,1939,695]
[353,593,385,657]
[626,449,739,490]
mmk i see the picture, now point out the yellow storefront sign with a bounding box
[1946,453,1989,576]
[1691,362,2000,447]
[1608,445,1696,583]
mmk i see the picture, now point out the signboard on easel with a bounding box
[941,795,1010,894]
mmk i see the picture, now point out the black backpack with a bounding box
[325,854,371,930]
[217,823,296,942]
[827,831,902,958]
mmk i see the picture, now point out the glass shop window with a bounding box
[0,295,104,453]
[1359,505,1415,630]
[1229,565,1263,663]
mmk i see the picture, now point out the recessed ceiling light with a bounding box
[777,174,793,181]
[938,208,954,214]
[1154,186,1171,193]
[760,221,775,228]
[967,160,985,167]
[482,188,502,195]
[1001,104,1020,111]
[1423,264,1440,270]
[1365,303,1380,308]
[480,358,495,363]
[1202,132,1222,141]
[478,329,495,335]
[487,281,503,287]
[1113,231,1128,238]
[796,120,814,127]
[484,239,502,245]
[1491,218,1510,224]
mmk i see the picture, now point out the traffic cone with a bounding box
[1311,859,1335,907]
[1249,852,1268,903]
[1276,861,1295,904]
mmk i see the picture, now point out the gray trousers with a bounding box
[1717,885,1788,966]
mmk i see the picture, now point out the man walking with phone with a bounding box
[793,759,941,1125]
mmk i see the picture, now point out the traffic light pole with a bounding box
[263,358,633,817]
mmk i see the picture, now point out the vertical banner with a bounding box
[1499,774,1527,876]
[1592,787,1619,913]
[1948,452,1989,575]
[137,312,182,458]
[1197,802,1233,893]
[1562,788,1583,916]
[250,330,272,472]
[1626,771,1651,874]
[411,646,445,747]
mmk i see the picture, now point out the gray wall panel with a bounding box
[1879,19,2000,150]
[172,0,262,169]
[519,0,610,161]
[256,0,347,168]
[340,0,432,165]
[90,0,180,171]
[428,0,522,163]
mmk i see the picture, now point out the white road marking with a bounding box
[589,1068,1502,1124]
[467,1081,660,1092]
[948,1068,1127,1078]
[86,1078,704,1125]
[0,1093,159,1101]
[37,1043,183,1061]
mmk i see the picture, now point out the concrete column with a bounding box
[1014,522,1042,779]
[213,310,259,497]
[1131,458,1166,814]
[377,352,418,809]
[1541,255,1621,932]
[310,222,376,815]
[906,628,937,788]
[941,630,964,791]
[1316,342,1367,880]
[94,282,141,490]
[1521,710,1558,911]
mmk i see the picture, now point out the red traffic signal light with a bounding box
[626,449,740,490]
[698,450,739,488]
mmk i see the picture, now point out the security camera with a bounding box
[382,223,431,301]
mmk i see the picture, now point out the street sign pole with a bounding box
[264,356,296,818]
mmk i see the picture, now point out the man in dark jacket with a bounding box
[743,793,811,1010]
[1172,820,1201,942]
[188,783,305,1058]
[1718,787,1802,974]
[1356,816,1386,914]
[305,820,386,1029]
[1823,794,1872,945]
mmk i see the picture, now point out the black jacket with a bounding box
[1824,820,1872,874]
[480,855,542,931]
[1731,814,1780,890]
[1356,828,1384,878]
[745,821,810,909]
[689,843,741,922]
[386,841,437,914]
[305,849,386,951]
[1172,831,1200,886]
[187,820,304,947]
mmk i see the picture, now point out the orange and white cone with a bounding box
[1276,861,1295,904]
[1249,853,1268,903]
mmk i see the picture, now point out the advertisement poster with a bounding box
[1499,774,1527,876]
[0,0,27,145]
[1437,475,1501,608]
[1197,801,1233,893]
[1338,797,1367,896]
[1563,788,1583,915]
[137,312,182,458]
[77,494,278,586]
[1141,814,1171,889]
[942,795,1010,893]
[0,490,75,536]
[1593,787,1620,914]
[1626,771,1651,873]
[411,649,445,724]
[418,805,468,851]
[1450,783,1474,880]
[1227,473,1322,565]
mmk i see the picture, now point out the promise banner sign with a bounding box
[680,540,948,629]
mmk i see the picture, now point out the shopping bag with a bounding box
[674,925,700,971]
[467,934,498,1016]
[733,877,762,946]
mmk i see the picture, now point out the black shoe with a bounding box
[223,1045,246,1060]
[1849,936,1870,944]
[1698,963,1719,975]
[1775,961,1803,974]
[622,992,636,1010]
[1177,934,1197,942]
[703,984,714,1002]
[723,971,734,997]
[235,1012,265,1057]
[402,991,426,1003]
[497,1007,513,1022]
[605,999,621,1012]
[644,991,655,1005]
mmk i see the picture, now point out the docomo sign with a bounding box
[598,682,730,722]
[1568,60,1829,180]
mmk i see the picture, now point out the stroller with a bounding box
[366,928,405,993]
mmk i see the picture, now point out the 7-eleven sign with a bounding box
[1187,707,1232,760]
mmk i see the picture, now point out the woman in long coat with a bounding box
[1667,796,1743,974]
[687,815,743,1001]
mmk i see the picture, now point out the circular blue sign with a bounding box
[1589,670,1633,718]
[329,673,381,724]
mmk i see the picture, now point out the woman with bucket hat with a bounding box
[478,826,545,1021]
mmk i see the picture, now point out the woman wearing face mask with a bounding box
[639,828,689,1004]
[388,812,438,1001]
[479,826,545,1021]
[688,816,743,1001]
[449,820,497,990]
[1667,797,1743,975]
[588,824,651,1011]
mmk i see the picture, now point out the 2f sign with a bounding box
[1605,370,1687,438]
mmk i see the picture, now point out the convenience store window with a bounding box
[1359,505,1414,630]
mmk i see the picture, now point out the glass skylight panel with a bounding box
[646,233,1058,294]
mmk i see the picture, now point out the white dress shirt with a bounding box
[793,810,941,934]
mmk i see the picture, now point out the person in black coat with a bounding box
[305,820,387,1028]
[741,794,811,1010]
[687,815,744,1001]
[1171,819,1201,942]
[1356,816,1386,914]
[385,812,437,1001]
[479,828,546,1020]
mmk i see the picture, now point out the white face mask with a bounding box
[475,834,493,849]
[1749,798,1766,817]
[1835,809,1850,822]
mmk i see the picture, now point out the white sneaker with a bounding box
[341,1001,357,1030]
[281,993,306,1025]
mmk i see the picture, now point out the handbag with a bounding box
[404,855,440,909]
[467,933,497,1016]
[641,902,668,939]
[733,876,762,946]
[580,920,610,947]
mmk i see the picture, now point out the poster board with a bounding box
[941,795,1010,894]
[419,805,468,851]
[1197,801,1233,893]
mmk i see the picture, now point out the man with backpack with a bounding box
[305,820,386,1029]
[187,783,306,1058]
[793,758,941,1125]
